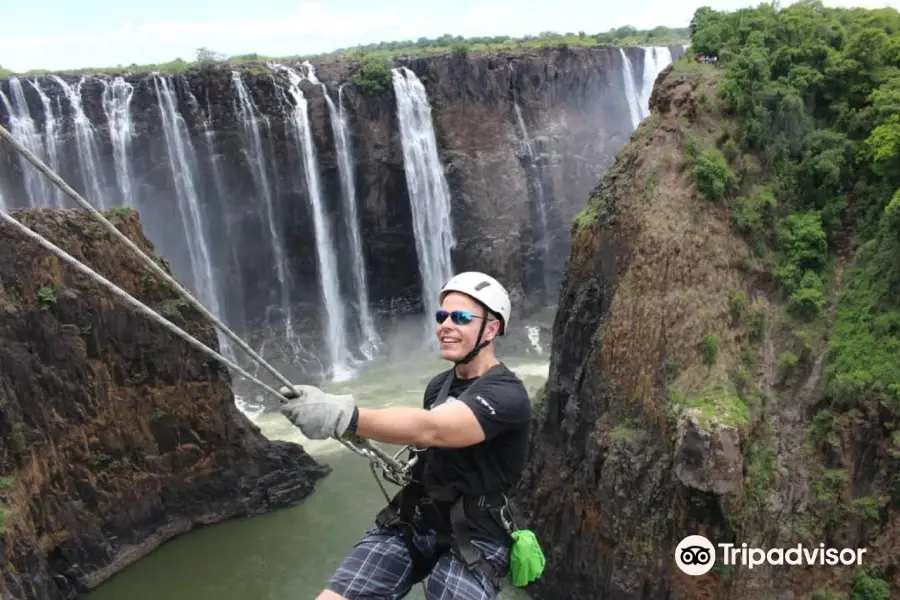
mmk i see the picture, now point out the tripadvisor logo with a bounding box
[674,535,868,576]
[675,535,716,576]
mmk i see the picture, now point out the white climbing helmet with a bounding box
[440,271,511,335]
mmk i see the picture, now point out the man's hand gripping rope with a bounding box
[278,385,417,491]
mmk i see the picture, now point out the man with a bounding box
[280,271,532,600]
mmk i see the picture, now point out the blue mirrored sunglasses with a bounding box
[435,309,481,326]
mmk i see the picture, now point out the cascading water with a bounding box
[391,67,455,338]
[513,101,552,297]
[277,64,353,381]
[301,61,381,361]
[202,127,246,337]
[331,83,382,359]
[153,76,221,325]
[514,103,548,240]
[618,49,642,129]
[28,80,65,208]
[0,79,50,208]
[637,47,674,121]
[230,71,302,362]
[101,77,136,207]
[51,76,110,208]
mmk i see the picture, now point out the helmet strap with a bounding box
[454,305,490,366]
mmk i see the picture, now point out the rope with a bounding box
[0,209,286,398]
[0,123,295,391]
[0,205,409,475]
[0,123,411,480]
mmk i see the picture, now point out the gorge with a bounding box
[8,5,896,596]
[0,44,682,392]
[0,41,684,599]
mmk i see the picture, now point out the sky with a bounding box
[2,0,898,72]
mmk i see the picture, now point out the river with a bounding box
[85,320,547,600]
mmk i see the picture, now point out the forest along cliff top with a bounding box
[512,3,900,598]
[0,207,330,600]
[0,27,690,80]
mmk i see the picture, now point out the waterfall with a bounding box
[391,67,455,335]
[637,47,674,121]
[0,79,50,208]
[101,77,136,207]
[277,65,353,381]
[203,128,246,336]
[152,76,221,325]
[0,188,6,211]
[28,80,65,208]
[514,101,554,300]
[230,71,301,360]
[331,84,381,359]
[301,61,380,360]
[514,102,547,224]
[50,76,110,208]
[618,49,642,129]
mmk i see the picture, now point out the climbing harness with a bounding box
[374,364,526,590]
[0,123,411,497]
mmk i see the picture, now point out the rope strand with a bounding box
[0,209,286,398]
[0,123,295,391]
[0,123,411,478]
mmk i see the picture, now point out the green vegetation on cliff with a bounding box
[676,2,899,594]
[328,26,689,59]
[690,0,900,416]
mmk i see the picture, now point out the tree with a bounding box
[196,47,225,62]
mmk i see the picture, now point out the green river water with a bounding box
[85,348,546,600]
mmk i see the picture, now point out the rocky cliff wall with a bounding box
[0,208,330,599]
[0,45,683,371]
[512,64,898,599]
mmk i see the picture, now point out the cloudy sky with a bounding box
[2,0,898,72]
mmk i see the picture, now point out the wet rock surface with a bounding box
[0,208,330,599]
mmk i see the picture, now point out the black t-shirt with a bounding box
[416,363,532,544]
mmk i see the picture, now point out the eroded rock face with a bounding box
[674,415,743,497]
[511,65,899,600]
[0,208,330,600]
[0,45,684,358]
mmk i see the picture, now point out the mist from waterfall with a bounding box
[391,66,455,338]
[0,79,51,208]
[231,71,304,362]
[28,80,65,208]
[101,77,136,208]
[153,76,221,325]
[514,103,547,239]
[51,76,110,208]
[513,101,552,298]
[203,127,247,339]
[277,64,353,381]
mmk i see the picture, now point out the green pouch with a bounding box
[508,528,546,586]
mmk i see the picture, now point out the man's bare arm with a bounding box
[355,402,486,448]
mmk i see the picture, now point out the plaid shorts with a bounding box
[326,520,510,600]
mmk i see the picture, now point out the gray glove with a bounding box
[278,384,356,440]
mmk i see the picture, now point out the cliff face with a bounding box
[0,208,330,600]
[513,64,898,599]
[0,45,683,372]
